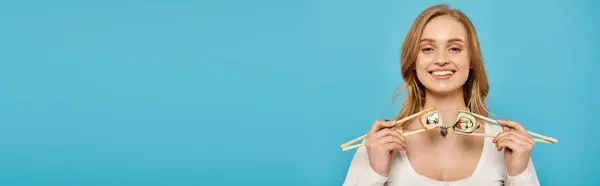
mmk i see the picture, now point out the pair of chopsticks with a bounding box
[340,107,436,151]
[340,108,558,151]
[459,110,558,144]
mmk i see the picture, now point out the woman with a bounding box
[342,4,539,186]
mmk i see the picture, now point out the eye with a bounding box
[449,47,461,53]
[421,47,434,54]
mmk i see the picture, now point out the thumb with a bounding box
[500,120,511,131]
[369,120,398,133]
[502,125,510,131]
[382,120,398,128]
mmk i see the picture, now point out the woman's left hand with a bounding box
[492,119,535,176]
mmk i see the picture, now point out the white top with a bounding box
[342,124,540,186]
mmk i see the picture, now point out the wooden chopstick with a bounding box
[455,132,555,144]
[341,129,428,151]
[460,110,558,144]
[340,107,436,149]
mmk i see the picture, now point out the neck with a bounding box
[423,88,467,127]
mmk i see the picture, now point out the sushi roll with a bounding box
[454,111,478,133]
[419,110,443,130]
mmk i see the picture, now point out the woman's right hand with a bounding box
[365,120,408,177]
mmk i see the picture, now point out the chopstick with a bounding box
[341,129,427,151]
[340,107,436,150]
[455,132,555,144]
[458,132,554,144]
[460,110,558,144]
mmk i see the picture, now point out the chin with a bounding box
[425,85,462,95]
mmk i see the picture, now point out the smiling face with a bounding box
[415,15,471,94]
[396,4,491,122]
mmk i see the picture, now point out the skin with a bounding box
[365,15,534,180]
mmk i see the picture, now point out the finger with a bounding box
[383,141,406,151]
[384,128,407,144]
[366,126,396,145]
[496,139,524,152]
[381,136,408,149]
[502,124,511,132]
[493,131,507,141]
[496,136,530,149]
[396,131,407,144]
[497,119,527,133]
[498,141,525,153]
[493,131,533,145]
[373,128,405,142]
[369,120,397,134]
[510,131,534,146]
[375,134,408,150]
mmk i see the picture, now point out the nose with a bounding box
[433,52,450,66]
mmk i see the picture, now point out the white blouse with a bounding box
[341,124,540,186]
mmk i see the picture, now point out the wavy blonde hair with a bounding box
[393,4,490,123]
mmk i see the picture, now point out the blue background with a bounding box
[1,0,598,185]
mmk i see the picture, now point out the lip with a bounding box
[427,68,457,73]
[428,68,456,80]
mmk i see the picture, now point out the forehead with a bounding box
[421,15,467,41]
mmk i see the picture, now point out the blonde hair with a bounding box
[393,4,490,123]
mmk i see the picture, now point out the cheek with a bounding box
[454,57,471,82]
[416,54,431,72]
[448,53,470,75]
[453,53,470,69]
[415,57,430,79]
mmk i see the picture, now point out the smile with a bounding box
[431,70,454,76]
[428,69,456,80]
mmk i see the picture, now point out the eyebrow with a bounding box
[419,38,465,43]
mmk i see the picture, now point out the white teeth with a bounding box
[431,71,454,76]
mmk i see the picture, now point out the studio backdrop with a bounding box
[0,0,598,185]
